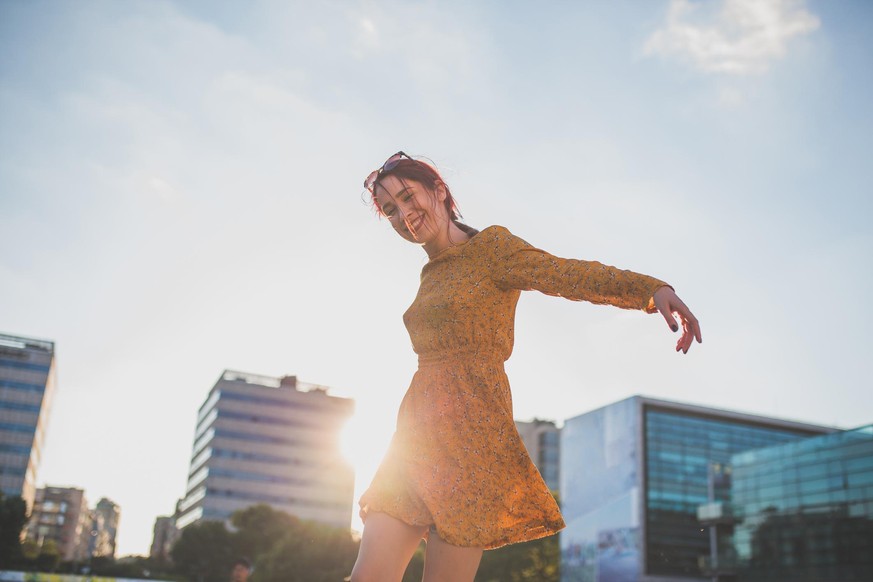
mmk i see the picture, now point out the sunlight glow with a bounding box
[340,407,396,531]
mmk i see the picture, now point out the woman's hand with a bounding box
[652,286,702,354]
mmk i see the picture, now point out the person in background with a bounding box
[230,557,252,582]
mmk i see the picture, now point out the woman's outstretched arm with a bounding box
[485,226,702,354]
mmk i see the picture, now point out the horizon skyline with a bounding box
[8,335,859,558]
[3,0,871,557]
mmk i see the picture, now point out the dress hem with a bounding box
[360,500,565,550]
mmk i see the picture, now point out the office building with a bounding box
[0,332,57,510]
[26,486,92,562]
[699,424,873,581]
[91,497,120,558]
[516,419,561,491]
[150,515,179,561]
[560,396,834,582]
[176,370,355,530]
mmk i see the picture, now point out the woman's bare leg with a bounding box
[422,532,483,582]
[350,512,427,582]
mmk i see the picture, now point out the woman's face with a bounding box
[373,175,450,245]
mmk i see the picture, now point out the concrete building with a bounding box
[516,418,561,491]
[91,497,120,558]
[560,396,835,582]
[26,486,92,562]
[176,370,355,530]
[0,332,57,510]
[149,515,179,561]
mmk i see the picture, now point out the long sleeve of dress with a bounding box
[486,226,669,312]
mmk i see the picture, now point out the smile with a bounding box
[408,215,425,234]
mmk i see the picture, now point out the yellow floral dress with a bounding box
[358,225,668,549]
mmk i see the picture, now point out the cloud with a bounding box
[644,0,820,74]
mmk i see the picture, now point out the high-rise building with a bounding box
[175,370,355,530]
[26,486,92,562]
[91,497,120,558]
[0,332,57,510]
[698,424,873,581]
[516,419,561,491]
[560,396,834,582]
[150,515,179,561]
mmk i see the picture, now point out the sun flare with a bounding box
[340,408,396,531]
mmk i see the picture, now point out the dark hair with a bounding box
[370,158,478,237]
[232,558,251,569]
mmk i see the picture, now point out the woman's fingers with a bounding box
[679,305,702,345]
[653,287,702,354]
[676,320,690,353]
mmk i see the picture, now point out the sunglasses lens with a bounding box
[382,154,405,172]
[365,152,410,191]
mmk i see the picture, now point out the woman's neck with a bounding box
[424,221,472,258]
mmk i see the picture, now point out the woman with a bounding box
[351,152,701,582]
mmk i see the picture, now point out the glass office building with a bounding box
[560,396,832,582]
[0,332,56,510]
[722,424,873,581]
[176,370,355,530]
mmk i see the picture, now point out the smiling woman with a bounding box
[348,152,702,582]
[366,151,478,256]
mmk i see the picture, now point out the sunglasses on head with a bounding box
[364,151,413,193]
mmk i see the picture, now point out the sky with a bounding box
[1,0,872,558]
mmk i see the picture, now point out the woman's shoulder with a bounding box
[463,225,529,259]
[472,224,514,241]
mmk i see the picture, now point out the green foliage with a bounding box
[171,520,237,582]
[21,538,41,560]
[256,519,359,582]
[230,503,300,561]
[0,491,28,569]
[401,542,425,582]
[168,505,361,582]
[35,539,61,573]
[475,533,560,582]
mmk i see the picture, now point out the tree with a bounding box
[35,539,61,573]
[475,533,560,582]
[171,521,237,582]
[0,492,28,569]
[256,520,359,582]
[230,504,299,562]
[22,538,41,562]
[402,542,425,582]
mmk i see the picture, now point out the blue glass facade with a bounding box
[644,407,814,578]
[561,396,830,582]
[725,425,873,581]
[0,332,56,509]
